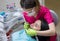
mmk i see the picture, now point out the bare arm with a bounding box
[36,22,56,36]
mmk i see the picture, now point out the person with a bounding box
[20,0,57,41]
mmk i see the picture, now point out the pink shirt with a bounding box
[23,6,56,41]
[23,6,54,24]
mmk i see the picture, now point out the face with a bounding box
[22,7,38,16]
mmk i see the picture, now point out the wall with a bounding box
[0,0,20,11]
[45,0,60,21]
[45,0,60,34]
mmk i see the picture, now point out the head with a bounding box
[20,0,40,16]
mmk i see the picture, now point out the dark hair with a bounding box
[20,0,40,9]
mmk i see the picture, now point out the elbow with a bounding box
[50,29,56,36]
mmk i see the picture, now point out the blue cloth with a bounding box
[0,12,5,16]
[12,29,37,41]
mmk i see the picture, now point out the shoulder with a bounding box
[40,6,50,12]
[37,6,50,18]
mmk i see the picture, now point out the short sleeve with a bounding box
[43,7,54,24]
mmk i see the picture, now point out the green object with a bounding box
[24,22,30,29]
[25,28,37,36]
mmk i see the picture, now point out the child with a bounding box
[20,0,57,41]
[30,20,41,31]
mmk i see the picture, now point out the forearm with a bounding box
[36,23,56,36]
[36,29,56,36]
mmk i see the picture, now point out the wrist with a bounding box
[36,31,40,35]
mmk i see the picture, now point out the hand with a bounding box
[25,28,37,36]
[24,22,30,29]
